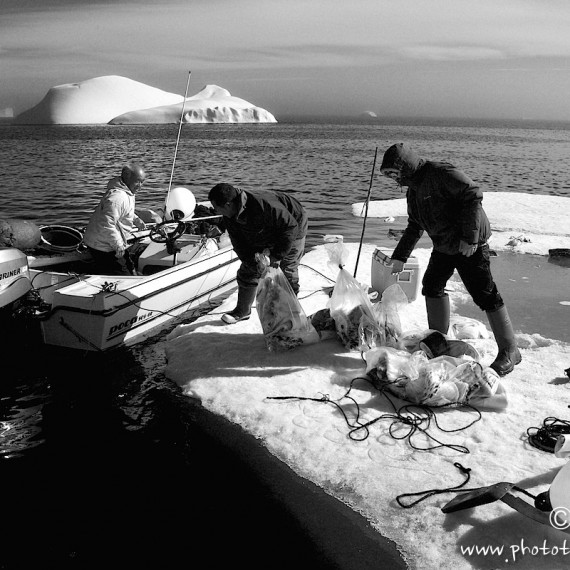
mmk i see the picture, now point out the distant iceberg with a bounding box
[15,76,183,125]
[14,76,277,125]
[111,84,277,124]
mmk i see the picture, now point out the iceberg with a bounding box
[14,76,277,125]
[111,84,277,124]
[14,76,183,125]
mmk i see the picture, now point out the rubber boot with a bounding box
[222,285,257,324]
[425,295,450,335]
[486,306,522,376]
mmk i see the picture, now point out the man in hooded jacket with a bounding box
[208,183,308,324]
[83,162,147,275]
[380,142,521,376]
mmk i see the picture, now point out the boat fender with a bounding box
[0,218,41,250]
[164,187,196,221]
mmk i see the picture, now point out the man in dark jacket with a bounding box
[380,142,521,376]
[208,183,308,324]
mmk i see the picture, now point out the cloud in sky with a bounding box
[2,0,570,120]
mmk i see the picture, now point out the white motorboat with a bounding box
[1,85,243,352]
[0,214,239,352]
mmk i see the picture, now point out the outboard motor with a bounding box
[0,248,31,309]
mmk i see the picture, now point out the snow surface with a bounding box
[14,76,276,125]
[354,192,570,256]
[165,192,570,570]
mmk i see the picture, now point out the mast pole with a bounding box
[165,70,192,212]
[354,146,378,278]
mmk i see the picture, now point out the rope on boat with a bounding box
[58,317,103,351]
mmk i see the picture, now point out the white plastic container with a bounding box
[371,248,421,302]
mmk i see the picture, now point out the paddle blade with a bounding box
[442,482,515,513]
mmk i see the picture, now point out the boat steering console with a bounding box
[149,220,186,256]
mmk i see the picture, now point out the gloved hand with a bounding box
[459,240,478,257]
[134,217,146,230]
[115,246,125,259]
[390,259,405,274]
[262,248,280,268]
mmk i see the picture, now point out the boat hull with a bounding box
[33,244,239,351]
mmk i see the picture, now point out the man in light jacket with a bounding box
[83,162,147,275]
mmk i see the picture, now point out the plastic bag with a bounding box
[397,329,438,353]
[324,235,382,351]
[364,346,507,409]
[448,316,489,340]
[371,284,408,347]
[309,308,338,340]
[255,254,319,351]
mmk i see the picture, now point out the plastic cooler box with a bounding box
[371,248,421,302]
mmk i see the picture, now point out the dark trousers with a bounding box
[237,233,306,295]
[87,247,132,276]
[421,244,504,312]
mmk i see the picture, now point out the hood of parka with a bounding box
[380,142,425,186]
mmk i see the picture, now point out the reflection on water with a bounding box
[0,377,48,457]
[455,250,570,343]
[0,301,218,459]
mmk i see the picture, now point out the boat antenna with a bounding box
[165,70,192,213]
[353,146,378,278]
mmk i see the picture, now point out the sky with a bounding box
[3,0,570,121]
[165,192,570,569]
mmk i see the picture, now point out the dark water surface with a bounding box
[1,120,569,568]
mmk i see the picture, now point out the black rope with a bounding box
[395,465,539,509]
[298,262,336,284]
[527,416,570,453]
[267,391,366,433]
[266,373,482,452]
[396,462,472,508]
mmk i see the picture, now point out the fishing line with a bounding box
[165,70,192,215]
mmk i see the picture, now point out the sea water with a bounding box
[1,119,569,566]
